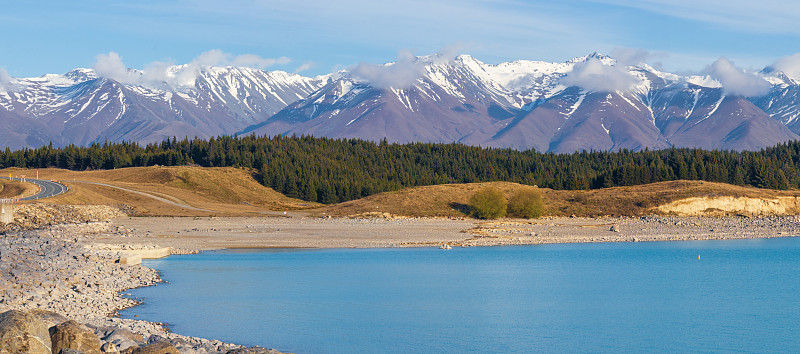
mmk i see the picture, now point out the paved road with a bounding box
[0,176,69,201]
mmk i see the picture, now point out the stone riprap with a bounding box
[0,218,283,353]
[0,204,126,233]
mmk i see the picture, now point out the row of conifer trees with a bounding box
[1,135,799,203]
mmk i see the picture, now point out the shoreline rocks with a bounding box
[0,217,283,353]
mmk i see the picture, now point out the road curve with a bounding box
[0,176,69,201]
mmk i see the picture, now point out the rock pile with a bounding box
[0,224,158,320]
[0,204,126,233]
[0,221,283,353]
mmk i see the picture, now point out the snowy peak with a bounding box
[0,65,326,149]
[242,52,800,152]
[4,52,800,153]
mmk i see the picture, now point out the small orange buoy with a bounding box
[698,255,700,260]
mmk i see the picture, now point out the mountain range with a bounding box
[2,53,799,153]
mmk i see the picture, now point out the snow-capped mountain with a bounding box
[241,54,799,152]
[3,53,800,152]
[0,66,325,150]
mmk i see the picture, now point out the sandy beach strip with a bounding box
[98,215,800,251]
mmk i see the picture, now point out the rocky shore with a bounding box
[0,205,283,354]
[458,215,800,247]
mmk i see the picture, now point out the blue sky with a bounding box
[1,0,799,77]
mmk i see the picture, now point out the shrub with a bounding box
[469,186,507,219]
[508,188,544,219]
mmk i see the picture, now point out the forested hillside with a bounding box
[1,135,798,203]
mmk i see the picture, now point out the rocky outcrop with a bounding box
[0,310,54,354]
[50,321,103,354]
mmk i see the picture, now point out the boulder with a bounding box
[50,320,103,354]
[102,328,144,351]
[120,341,179,354]
[100,342,117,353]
[0,310,53,354]
[30,309,69,328]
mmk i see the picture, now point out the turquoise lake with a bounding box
[121,238,800,353]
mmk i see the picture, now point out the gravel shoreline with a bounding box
[103,214,800,249]
[3,209,800,353]
[0,221,279,353]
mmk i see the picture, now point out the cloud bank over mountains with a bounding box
[706,57,771,97]
[349,46,462,89]
[93,50,292,89]
[350,50,426,89]
[33,47,800,96]
[561,57,639,93]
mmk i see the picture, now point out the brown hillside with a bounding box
[320,180,800,218]
[4,165,800,218]
[1,166,318,216]
[0,179,39,199]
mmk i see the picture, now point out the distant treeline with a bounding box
[1,135,799,203]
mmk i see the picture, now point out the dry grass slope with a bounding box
[1,166,319,216]
[0,180,40,199]
[4,165,799,218]
[321,180,800,218]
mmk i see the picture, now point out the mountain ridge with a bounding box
[2,53,799,152]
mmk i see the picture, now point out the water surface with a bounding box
[122,238,800,353]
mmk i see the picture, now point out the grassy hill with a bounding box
[320,180,800,218]
[4,166,800,218]
[1,166,318,216]
[0,179,39,199]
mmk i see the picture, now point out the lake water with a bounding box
[121,238,800,353]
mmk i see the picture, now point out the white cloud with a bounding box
[140,61,174,87]
[185,49,290,69]
[706,57,771,97]
[93,50,293,88]
[93,52,139,84]
[349,46,467,89]
[773,53,800,81]
[171,50,293,86]
[0,68,13,92]
[294,61,314,74]
[350,50,426,89]
[432,43,465,65]
[561,58,639,92]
